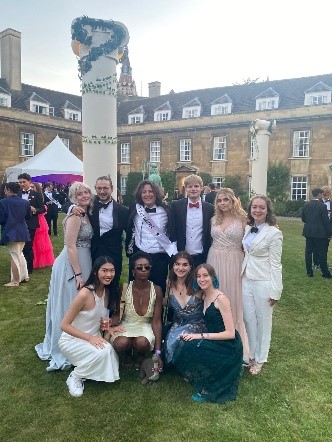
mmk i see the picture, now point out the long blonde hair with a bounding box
[213,188,247,225]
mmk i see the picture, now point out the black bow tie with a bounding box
[98,200,111,210]
[22,190,30,194]
[250,226,259,233]
[145,207,156,213]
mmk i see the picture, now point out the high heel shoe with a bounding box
[249,362,264,375]
[4,282,20,287]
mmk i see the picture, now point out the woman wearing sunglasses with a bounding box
[111,251,163,368]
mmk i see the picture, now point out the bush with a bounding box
[197,172,212,186]
[267,162,290,202]
[123,172,142,206]
[160,171,176,202]
[273,199,305,217]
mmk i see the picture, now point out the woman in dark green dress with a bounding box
[173,263,243,403]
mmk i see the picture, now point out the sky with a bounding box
[1,0,331,97]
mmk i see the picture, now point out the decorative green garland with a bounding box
[72,16,126,76]
[81,74,117,95]
[82,135,118,144]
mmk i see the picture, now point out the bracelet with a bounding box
[75,272,82,277]
[154,349,161,355]
[201,333,204,339]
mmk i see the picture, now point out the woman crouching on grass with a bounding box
[59,256,123,398]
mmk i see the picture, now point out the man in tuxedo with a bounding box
[171,174,214,268]
[18,173,45,274]
[302,187,332,278]
[44,182,61,236]
[205,182,218,205]
[125,180,176,294]
[67,176,129,298]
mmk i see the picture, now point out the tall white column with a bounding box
[249,119,275,196]
[71,17,129,192]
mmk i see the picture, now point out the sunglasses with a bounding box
[135,265,152,271]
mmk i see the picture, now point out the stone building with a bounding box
[1,27,332,200]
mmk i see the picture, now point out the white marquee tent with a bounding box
[6,135,83,184]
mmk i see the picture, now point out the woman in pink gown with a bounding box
[31,182,55,269]
[207,188,249,363]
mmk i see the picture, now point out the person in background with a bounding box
[44,182,61,236]
[242,195,283,375]
[0,182,31,287]
[30,182,55,269]
[205,183,218,205]
[201,186,210,202]
[35,182,93,371]
[18,173,45,274]
[59,256,120,398]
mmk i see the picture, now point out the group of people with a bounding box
[30,173,283,403]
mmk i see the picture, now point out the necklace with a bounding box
[175,284,186,296]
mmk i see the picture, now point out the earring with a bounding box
[212,275,219,289]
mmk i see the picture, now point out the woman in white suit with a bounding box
[242,195,283,375]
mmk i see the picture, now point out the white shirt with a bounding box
[185,200,203,255]
[323,199,331,219]
[99,200,114,235]
[21,189,30,201]
[244,223,266,251]
[134,205,168,253]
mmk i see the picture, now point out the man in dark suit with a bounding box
[18,173,45,274]
[302,187,332,278]
[205,182,218,205]
[171,174,214,268]
[66,176,129,299]
[44,182,61,236]
[125,180,176,294]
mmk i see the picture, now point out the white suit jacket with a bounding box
[241,224,283,300]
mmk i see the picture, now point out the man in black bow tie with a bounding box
[18,173,45,274]
[126,180,175,294]
[171,174,214,268]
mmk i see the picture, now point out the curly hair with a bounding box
[247,195,276,226]
[168,251,195,295]
[213,188,247,226]
[134,180,163,206]
[68,181,93,215]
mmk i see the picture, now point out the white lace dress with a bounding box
[59,290,119,382]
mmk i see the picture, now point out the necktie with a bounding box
[98,200,111,210]
[22,190,29,194]
[250,226,258,233]
[189,201,199,209]
[145,207,156,213]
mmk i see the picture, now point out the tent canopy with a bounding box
[6,135,83,184]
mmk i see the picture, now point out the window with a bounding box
[155,111,170,121]
[129,115,142,124]
[61,138,70,149]
[120,176,127,195]
[185,109,198,118]
[120,142,130,163]
[310,95,328,105]
[20,133,34,156]
[179,139,192,161]
[293,130,310,157]
[211,104,231,115]
[213,136,227,160]
[0,95,10,107]
[291,176,307,200]
[257,100,277,110]
[32,104,48,115]
[68,111,80,121]
[212,177,224,188]
[150,141,161,162]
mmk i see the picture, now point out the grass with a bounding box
[0,216,331,442]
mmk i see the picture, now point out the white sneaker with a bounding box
[66,372,84,397]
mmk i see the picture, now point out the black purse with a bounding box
[162,279,172,341]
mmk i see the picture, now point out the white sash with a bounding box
[136,204,177,257]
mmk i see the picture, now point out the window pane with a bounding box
[21,133,34,156]
[291,176,307,200]
[293,130,310,157]
[213,136,227,160]
[150,141,160,162]
[121,143,130,163]
[180,139,191,161]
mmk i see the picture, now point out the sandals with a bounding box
[4,282,20,287]
[249,362,264,375]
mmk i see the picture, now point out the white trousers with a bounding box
[7,242,29,282]
[242,276,274,363]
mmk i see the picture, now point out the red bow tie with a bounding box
[189,201,199,208]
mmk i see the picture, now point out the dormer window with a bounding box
[182,98,201,119]
[0,90,11,107]
[211,94,232,115]
[67,111,81,121]
[128,105,145,124]
[154,101,172,122]
[29,93,53,116]
[255,87,279,111]
[61,100,82,121]
[129,115,143,124]
[32,103,48,114]
[304,82,332,106]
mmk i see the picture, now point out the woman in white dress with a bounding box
[59,256,121,397]
[35,182,93,371]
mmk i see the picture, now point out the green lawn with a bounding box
[0,217,330,442]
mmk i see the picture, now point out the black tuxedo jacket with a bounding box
[171,198,214,254]
[125,203,174,256]
[205,190,217,205]
[44,191,60,214]
[89,197,129,264]
[18,190,45,230]
[302,199,332,238]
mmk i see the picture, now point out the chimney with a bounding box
[0,28,22,91]
[148,81,161,98]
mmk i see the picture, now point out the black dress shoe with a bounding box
[322,274,332,278]
[307,273,314,277]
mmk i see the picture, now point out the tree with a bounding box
[160,171,176,202]
[197,172,212,186]
[267,162,290,202]
[123,172,142,206]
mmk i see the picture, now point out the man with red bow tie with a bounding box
[171,174,214,268]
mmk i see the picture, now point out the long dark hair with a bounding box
[84,256,117,313]
[134,180,163,206]
[168,251,195,295]
[247,195,276,226]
